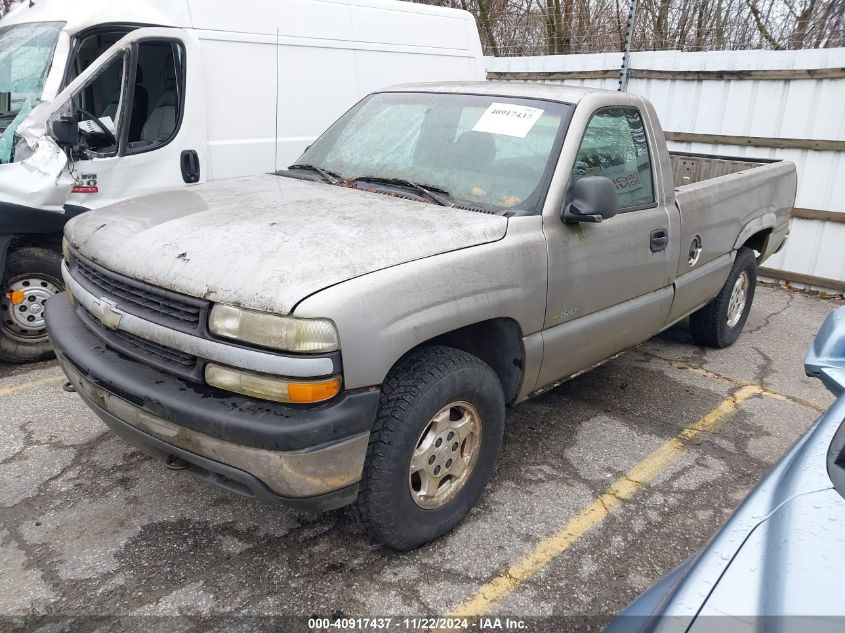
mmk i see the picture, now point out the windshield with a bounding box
[0,21,62,119]
[292,92,573,214]
[0,21,63,161]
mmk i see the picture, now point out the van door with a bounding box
[53,28,206,210]
[537,106,679,390]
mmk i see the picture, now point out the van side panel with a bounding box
[347,1,480,51]
[187,0,354,37]
[274,2,485,166]
[276,45,359,168]
[197,32,279,180]
[188,0,485,175]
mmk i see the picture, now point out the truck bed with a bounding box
[671,151,795,272]
[669,151,780,187]
[666,151,796,324]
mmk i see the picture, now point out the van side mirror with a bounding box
[48,113,80,149]
[562,176,619,224]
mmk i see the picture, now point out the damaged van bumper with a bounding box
[46,292,379,510]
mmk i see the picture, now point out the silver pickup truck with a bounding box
[46,82,796,549]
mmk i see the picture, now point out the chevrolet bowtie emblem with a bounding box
[91,297,122,330]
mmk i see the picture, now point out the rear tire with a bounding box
[689,247,757,349]
[0,246,64,363]
[355,345,505,550]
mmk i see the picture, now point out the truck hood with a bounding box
[66,174,508,314]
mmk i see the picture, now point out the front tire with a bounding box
[355,345,505,550]
[0,246,64,363]
[689,247,757,349]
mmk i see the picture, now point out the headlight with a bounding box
[205,363,341,403]
[209,304,339,353]
[62,237,71,262]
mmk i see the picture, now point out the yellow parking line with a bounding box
[636,349,825,413]
[0,374,65,397]
[444,384,762,620]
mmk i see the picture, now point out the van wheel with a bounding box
[355,345,505,550]
[689,247,757,349]
[0,247,64,363]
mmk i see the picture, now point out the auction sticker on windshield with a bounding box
[472,102,545,138]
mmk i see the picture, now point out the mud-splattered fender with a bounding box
[293,215,548,391]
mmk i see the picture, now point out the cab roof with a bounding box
[382,81,613,104]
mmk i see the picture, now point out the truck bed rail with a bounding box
[670,151,780,187]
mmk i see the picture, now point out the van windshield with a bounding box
[0,21,62,117]
[291,92,573,214]
[0,21,63,161]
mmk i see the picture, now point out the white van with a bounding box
[0,0,484,362]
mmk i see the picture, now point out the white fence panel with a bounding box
[486,49,845,292]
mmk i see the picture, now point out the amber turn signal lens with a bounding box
[6,290,25,305]
[287,377,342,404]
[204,363,341,404]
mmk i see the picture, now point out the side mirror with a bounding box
[562,176,619,224]
[47,113,80,149]
[804,305,845,397]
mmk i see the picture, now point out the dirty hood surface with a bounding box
[66,174,508,314]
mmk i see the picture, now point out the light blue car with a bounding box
[607,305,845,633]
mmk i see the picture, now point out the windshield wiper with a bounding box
[286,163,341,185]
[353,176,454,207]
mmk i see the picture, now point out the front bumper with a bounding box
[46,291,380,510]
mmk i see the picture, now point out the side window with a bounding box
[125,40,184,153]
[69,30,130,81]
[65,38,184,157]
[70,51,128,156]
[572,107,654,210]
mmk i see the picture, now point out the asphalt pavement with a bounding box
[0,283,840,632]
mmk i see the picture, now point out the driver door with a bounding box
[48,28,206,210]
[536,106,679,389]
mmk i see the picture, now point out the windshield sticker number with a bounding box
[472,103,545,138]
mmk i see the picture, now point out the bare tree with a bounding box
[411,0,844,55]
[1,0,20,18]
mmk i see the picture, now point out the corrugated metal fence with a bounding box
[486,48,845,293]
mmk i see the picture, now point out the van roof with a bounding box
[0,0,476,35]
[381,81,611,104]
[0,0,193,31]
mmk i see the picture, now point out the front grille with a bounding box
[111,329,197,369]
[76,305,201,381]
[70,251,208,333]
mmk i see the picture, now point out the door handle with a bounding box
[650,228,669,253]
[181,150,200,184]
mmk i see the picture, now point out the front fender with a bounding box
[292,217,548,390]
[0,137,73,212]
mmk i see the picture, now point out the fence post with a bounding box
[619,0,638,91]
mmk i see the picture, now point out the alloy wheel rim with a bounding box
[409,401,482,510]
[726,272,749,328]
[1,274,62,341]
